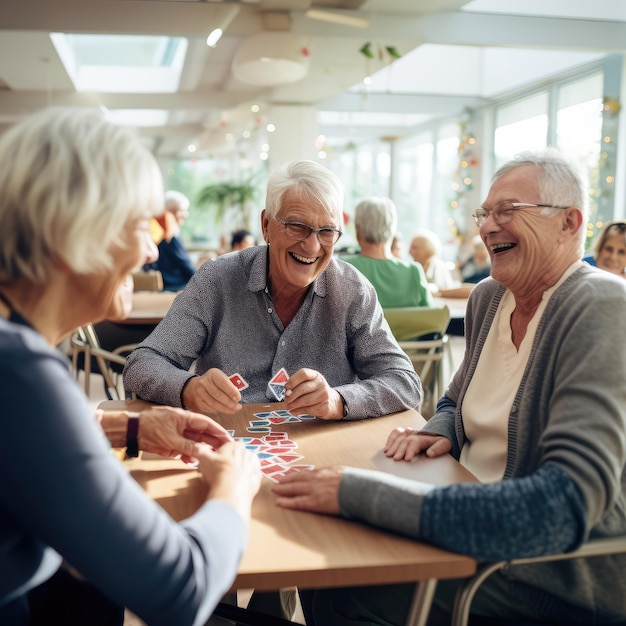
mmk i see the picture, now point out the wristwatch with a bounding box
[125,412,140,458]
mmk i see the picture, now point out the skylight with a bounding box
[50,33,188,94]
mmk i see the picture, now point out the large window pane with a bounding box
[494,92,549,167]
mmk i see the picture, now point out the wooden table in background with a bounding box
[100,399,477,626]
[123,291,177,325]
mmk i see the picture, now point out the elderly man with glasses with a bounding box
[273,149,626,625]
[125,159,419,421]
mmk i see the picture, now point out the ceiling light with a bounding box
[232,32,310,86]
[305,9,369,29]
[206,28,223,48]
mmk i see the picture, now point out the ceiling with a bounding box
[0,0,624,161]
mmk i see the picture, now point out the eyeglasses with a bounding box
[472,202,570,227]
[274,216,342,247]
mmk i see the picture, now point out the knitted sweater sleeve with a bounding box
[339,463,586,561]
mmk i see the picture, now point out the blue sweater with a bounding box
[0,318,247,625]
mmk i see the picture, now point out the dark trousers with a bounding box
[25,567,124,626]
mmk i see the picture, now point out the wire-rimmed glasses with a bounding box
[472,202,570,227]
[274,216,342,247]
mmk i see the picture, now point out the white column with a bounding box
[267,104,318,169]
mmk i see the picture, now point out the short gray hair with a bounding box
[354,197,397,245]
[0,107,163,283]
[265,160,344,226]
[493,149,588,254]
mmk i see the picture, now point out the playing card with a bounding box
[270,368,289,384]
[269,382,287,401]
[250,419,271,427]
[229,373,249,391]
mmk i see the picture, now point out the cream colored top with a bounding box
[460,261,583,482]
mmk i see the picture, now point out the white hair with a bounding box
[164,190,190,213]
[493,149,589,254]
[354,197,397,245]
[265,160,344,226]
[411,229,441,257]
[0,107,164,283]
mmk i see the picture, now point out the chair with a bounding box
[450,535,626,626]
[131,269,163,292]
[383,305,451,418]
[213,603,301,626]
[70,323,138,400]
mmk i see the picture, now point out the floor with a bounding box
[83,335,466,625]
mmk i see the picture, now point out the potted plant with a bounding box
[195,174,262,232]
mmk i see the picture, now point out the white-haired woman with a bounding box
[0,107,261,625]
[409,229,457,292]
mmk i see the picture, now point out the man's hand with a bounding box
[181,368,243,415]
[384,426,452,461]
[284,368,343,420]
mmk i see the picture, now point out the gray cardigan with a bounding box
[340,265,626,620]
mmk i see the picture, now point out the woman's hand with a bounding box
[137,406,233,463]
[384,426,452,461]
[272,467,344,514]
[284,368,343,420]
[194,441,262,522]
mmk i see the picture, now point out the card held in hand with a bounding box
[268,367,289,401]
[229,373,249,391]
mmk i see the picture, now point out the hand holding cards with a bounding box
[267,367,289,401]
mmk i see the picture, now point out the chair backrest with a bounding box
[131,270,163,292]
[383,306,451,418]
[383,305,450,341]
[70,323,138,400]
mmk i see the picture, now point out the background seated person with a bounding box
[272,149,626,626]
[0,107,260,626]
[458,234,491,283]
[409,229,457,293]
[390,233,403,259]
[583,220,626,279]
[343,197,432,308]
[231,229,257,252]
[144,190,196,291]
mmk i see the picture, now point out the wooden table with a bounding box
[120,291,177,325]
[100,399,477,626]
